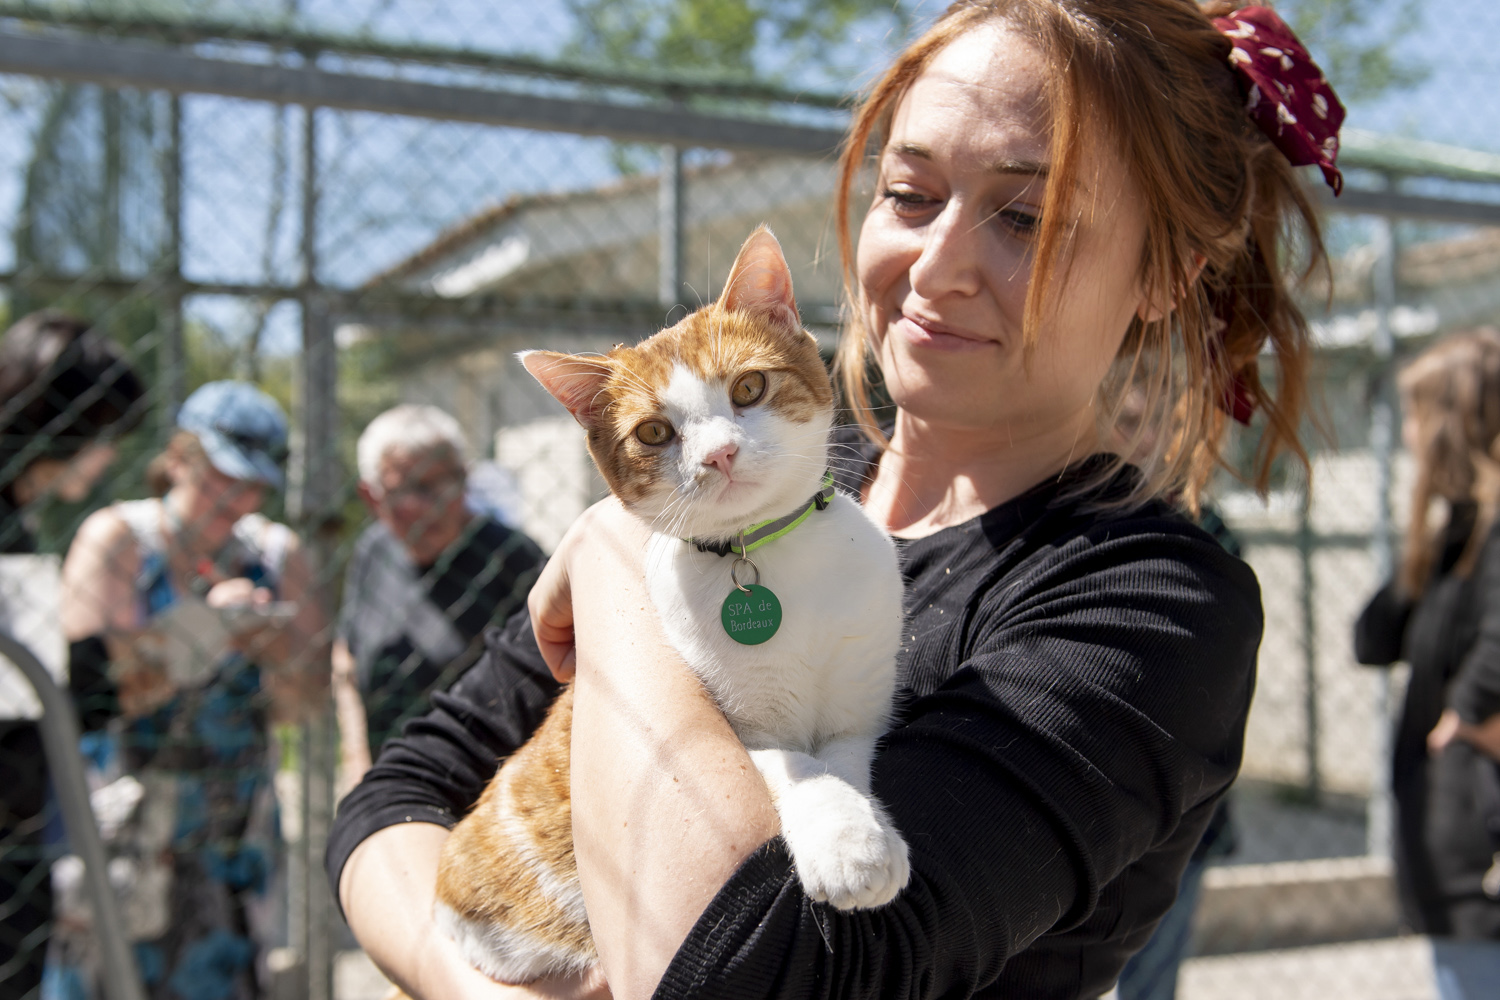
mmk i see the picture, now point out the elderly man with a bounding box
[333,405,544,780]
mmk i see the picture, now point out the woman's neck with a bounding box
[162,489,236,558]
[864,408,1102,538]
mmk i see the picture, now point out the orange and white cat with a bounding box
[432,226,907,984]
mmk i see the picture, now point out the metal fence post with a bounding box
[157,92,184,440]
[0,632,146,1000]
[1299,495,1321,804]
[658,143,684,310]
[295,95,339,1000]
[1367,197,1399,858]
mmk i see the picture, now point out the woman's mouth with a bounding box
[895,314,995,352]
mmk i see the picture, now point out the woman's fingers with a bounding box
[204,576,258,608]
[529,554,577,681]
[1428,708,1462,753]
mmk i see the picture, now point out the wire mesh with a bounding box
[0,3,1498,999]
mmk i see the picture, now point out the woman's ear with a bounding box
[1136,253,1209,324]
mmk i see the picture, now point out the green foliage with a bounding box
[563,0,905,79]
[1278,0,1428,103]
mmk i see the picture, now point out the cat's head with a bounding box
[521,226,833,542]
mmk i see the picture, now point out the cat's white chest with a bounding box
[644,493,904,750]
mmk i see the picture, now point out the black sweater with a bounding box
[327,454,1261,1000]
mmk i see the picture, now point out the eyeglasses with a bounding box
[378,473,465,507]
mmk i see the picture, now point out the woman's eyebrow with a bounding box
[886,142,1050,179]
[989,158,1049,178]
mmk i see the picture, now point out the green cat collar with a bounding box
[689,471,835,558]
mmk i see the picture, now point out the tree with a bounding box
[1277,0,1427,103]
[563,0,911,85]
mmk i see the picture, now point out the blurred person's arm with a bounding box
[340,822,608,1000]
[61,508,174,717]
[61,508,139,639]
[332,638,373,789]
[1353,581,1412,666]
[1432,533,1500,759]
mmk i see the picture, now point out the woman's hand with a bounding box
[1428,707,1500,760]
[527,499,649,682]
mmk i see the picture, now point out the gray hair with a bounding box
[357,404,469,488]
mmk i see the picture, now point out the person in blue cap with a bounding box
[56,381,327,1000]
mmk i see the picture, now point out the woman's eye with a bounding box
[882,187,936,216]
[634,420,675,446]
[997,206,1041,237]
[731,371,767,408]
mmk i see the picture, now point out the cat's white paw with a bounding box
[778,775,910,910]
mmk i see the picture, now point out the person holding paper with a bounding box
[58,381,326,1000]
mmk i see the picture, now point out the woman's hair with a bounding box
[356,404,469,489]
[0,310,147,490]
[145,430,208,497]
[833,0,1323,508]
[1396,330,1500,597]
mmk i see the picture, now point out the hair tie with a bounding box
[1213,6,1346,195]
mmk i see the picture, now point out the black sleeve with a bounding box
[1353,581,1411,666]
[654,528,1260,1000]
[1449,534,1500,724]
[69,636,117,732]
[324,608,562,912]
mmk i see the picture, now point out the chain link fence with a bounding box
[0,3,1498,999]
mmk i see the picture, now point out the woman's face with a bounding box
[176,458,265,542]
[857,23,1150,442]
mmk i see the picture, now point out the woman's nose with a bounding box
[907,202,984,300]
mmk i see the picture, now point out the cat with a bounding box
[432,225,908,984]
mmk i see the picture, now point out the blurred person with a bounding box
[0,311,144,1000]
[333,405,544,784]
[55,381,327,1000]
[1355,330,1500,945]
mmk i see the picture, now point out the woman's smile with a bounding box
[895,313,997,352]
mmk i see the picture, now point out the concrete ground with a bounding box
[1180,936,1500,1000]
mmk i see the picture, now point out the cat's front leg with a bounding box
[749,738,910,910]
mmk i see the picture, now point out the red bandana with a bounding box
[1213,6,1346,195]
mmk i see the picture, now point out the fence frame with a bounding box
[3,11,1500,994]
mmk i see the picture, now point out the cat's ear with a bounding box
[719,225,800,332]
[519,350,613,430]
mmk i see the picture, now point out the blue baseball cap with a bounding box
[176,381,289,489]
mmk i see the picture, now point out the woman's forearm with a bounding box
[565,522,781,999]
[341,823,609,1000]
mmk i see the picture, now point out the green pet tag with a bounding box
[721,584,782,645]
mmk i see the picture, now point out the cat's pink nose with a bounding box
[703,443,738,477]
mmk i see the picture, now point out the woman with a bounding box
[0,310,144,1000]
[331,3,1334,998]
[1355,331,1500,941]
[57,381,326,1000]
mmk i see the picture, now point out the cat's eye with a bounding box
[634,420,674,446]
[731,371,767,408]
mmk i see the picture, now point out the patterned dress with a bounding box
[47,499,290,1000]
